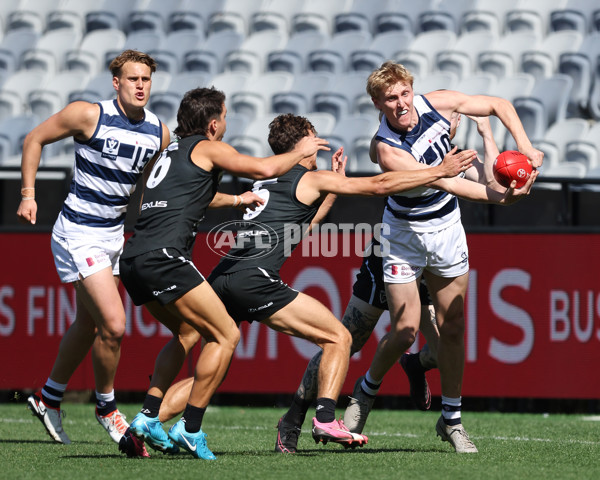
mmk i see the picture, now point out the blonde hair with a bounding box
[366,61,414,98]
[109,50,157,77]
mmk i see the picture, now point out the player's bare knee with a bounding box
[395,325,417,346]
[330,326,352,354]
[439,316,465,341]
[98,318,126,344]
[228,326,241,351]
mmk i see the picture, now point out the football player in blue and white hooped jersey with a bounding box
[17,50,170,446]
[344,62,542,453]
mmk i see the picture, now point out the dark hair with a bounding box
[109,50,157,77]
[268,114,315,155]
[173,87,226,138]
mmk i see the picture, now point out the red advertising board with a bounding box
[1,232,599,398]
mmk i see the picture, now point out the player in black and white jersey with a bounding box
[118,87,330,460]
[146,112,477,453]
[343,62,542,453]
[18,50,170,448]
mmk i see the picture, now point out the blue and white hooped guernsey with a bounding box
[53,99,163,239]
[376,95,460,232]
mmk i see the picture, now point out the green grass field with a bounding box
[1,403,599,480]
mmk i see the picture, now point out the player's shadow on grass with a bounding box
[293,446,446,455]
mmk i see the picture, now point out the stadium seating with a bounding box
[564,121,600,171]
[373,0,437,35]
[149,30,204,74]
[478,31,541,79]
[271,71,335,115]
[435,30,497,79]
[550,0,597,33]
[228,114,274,158]
[559,32,600,117]
[250,1,303,35]
[183,30,244,75]
[417,0,475,34]
[290,0,349,35]
[231,71,294,119]
[0,69,48,122]
[28,70,91,121]
[505,0,568,36]
[313,70,370,120]
[508,74,573,150]
[21,28,82,75]
[589,58,600,120]
[148,71,213,124]
[65,29,126,75]
[349,31,414,73]
[105,30,166,69]
[0,114,40,165]
[395,30,456,77]
[267,30,328,74]
[520,30,583,80]
[224,30,288,75]
[5,0,61,33]
[460,0,520,36]
[128,0,179,33]
[68,71,115,103]
[0,30,40,75]
[85,0,137,33]
[0,0,599,181]
[307,30,372,74]
[533,117,590,171]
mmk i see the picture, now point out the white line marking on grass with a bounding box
[582,416,600,422]
[365,431,600,446]
[0,418,35,424]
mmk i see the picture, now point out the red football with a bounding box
[493,151,532,188]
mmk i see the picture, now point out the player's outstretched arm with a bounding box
[204,135,330,180]
[208,191,265,210]
[302,147,474,199]
[307,146,347,230]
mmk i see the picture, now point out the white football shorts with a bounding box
[51,233,123,283]
[381,218,469,284]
